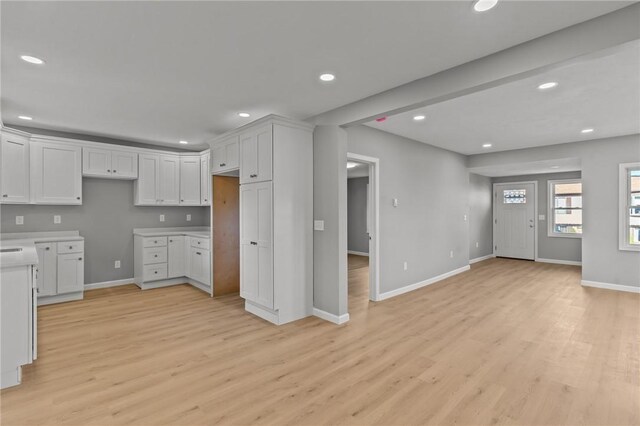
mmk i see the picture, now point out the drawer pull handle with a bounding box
[2,194,8,197]
[250,241,257,246]
[250,174,257,178]
[220,163,226,167]
[69,246,73,249]
[196,252,201,255]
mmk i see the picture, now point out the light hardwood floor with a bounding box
[1,257,638,425]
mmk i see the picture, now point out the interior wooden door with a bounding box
[213,176,240,296]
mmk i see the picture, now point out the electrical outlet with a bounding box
[186,214,192,222]
[54,215,61,224]
[160,214,165,222]
[450,250,454,258]
[15,216,24,225]
[475,242,479,248]
[314,220,325,231]
[114,260,121,269]
[403,261,408,271]
[464,214,467,222]
[393,198,399,207]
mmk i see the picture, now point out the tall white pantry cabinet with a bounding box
[211,116,313,325]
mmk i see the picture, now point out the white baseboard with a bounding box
[469,254,495,264]
[313,308,350,325]
[536,258,582,266]
[581,280,640,294]
[347,250,369,257]
[378,265,471,301]
[85,278,134,290]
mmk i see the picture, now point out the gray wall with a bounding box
[468,134,640,288]
[347,125,469,295]
[468,173,493,260]
[313,125,348,317]
[493,171,582,263]
[347,177,369,254]
[0,179,209,284]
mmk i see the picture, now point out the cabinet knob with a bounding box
[197,241,201,245]
[45,247,50,251]
[154,240,158,243]
[204,199,208,202]
[181,199,184,202]
[69,246,73,249]
[154,254,158,258]
[77,197,81,200]
[250,174,257,178]
[113,170,117,173]
[107,169,111,172]
[154,271,158,274]
[169,239,173,243]
[78,258,82,261]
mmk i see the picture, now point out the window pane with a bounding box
[554,208,582,234]
[554,182,582,195]
[631,170,640,206]
[554,195,582,208]
[504,189,526,204]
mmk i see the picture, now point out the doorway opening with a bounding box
[346,153,380,306]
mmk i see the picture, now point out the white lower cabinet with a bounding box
[167,236,185,278]
[134,231,210,292]
[34,239,85,305]
[35,243,57,296]
[56,253,84,294]
[240,181,274,309]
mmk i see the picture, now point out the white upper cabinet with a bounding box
[179,156,201,205]
[239,125,272,184]
[111,150,138,179]
[83,148,137,179]
[211,136,239,173]
[1,130,30,204]
[200,152,211,205]
[30,141,82,205]
[159,155,180,205]
[135,153,160,205]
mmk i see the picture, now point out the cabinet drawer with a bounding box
[190,237,210,250]
[143,247,167,265]
[57,241,84,254]
[144,264,167,281]
[143,237,167,247]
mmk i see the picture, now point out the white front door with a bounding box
[495,183,535,260]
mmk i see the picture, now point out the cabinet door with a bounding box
[82,147,111,177]
[57,253,84,294]
[240,181,273,308]
[224,139,239,170]
[136,154,159,205]
[190,247,205,283]
[179,156,201,205]
[240,125,272,184]
[211,136,239,173]
[112,151,138,179]
[167,236,185,278]
[0,132,30,204]
[159,155,180,205]
[35,243,57,296]
[31,142,82,204]
[200,154,210,205]
[211,144,226,174]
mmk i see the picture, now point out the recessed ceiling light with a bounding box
[20,55,45,65]
[179,140,189,144]
[581,128,595,134]
[473,0,498,12]
[538,82,558,90]
[347,162,359,169]
[18,115,33,120]
[482,143,492,148]
[413,115,426,121]
[238,112,250,118]
[319,73,336,82]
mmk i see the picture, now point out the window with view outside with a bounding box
[552,181,582,235]
[629,169,640,245]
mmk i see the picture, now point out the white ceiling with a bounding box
[1,1,633,149]
[366,40,640,155]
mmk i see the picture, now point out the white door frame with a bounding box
[492,181,538,260]
[347,152,380,302]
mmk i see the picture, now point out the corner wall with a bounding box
[468,173,493,261]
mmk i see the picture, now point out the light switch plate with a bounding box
[538,214,546,221]
[15,216,24,225]
[114,260,121,269]
[160,214,165,222]
[54,215,61,224]
[186,214,192,222]
[314,220,325,231]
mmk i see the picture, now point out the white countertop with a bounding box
[0,239,39,268]
[133,227,210,239]
[0,231,84,268]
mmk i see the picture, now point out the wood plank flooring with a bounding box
[1,257,638,425]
